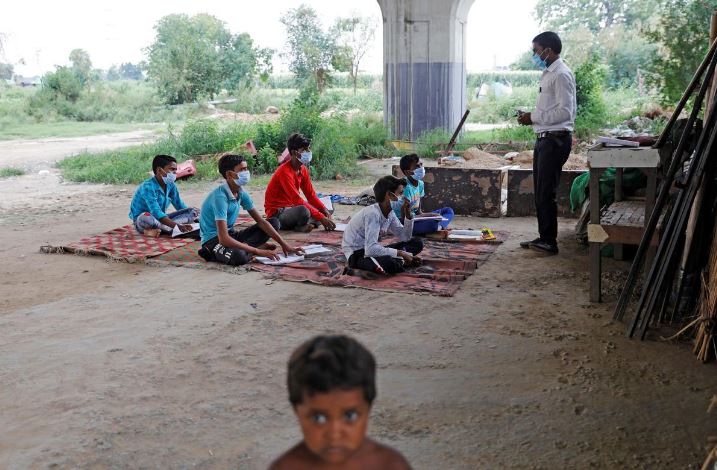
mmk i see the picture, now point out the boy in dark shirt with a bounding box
[270,335,412,470]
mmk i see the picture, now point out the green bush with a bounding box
[415,128,452,159]
[254,119,285,153]
[574,53,609,138]
[310,117,362,179]
[277,89,325,142]
[253,145,279,175]
[0,167,25,178]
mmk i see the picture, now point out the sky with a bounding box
[0,0,539,77]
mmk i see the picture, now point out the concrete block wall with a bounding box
[506,169,586,218]
[392,165,502,217]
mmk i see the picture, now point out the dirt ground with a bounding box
[1,136,717,469]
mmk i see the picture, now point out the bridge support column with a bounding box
[377,0,475,140]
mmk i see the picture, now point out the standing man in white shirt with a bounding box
[517,31,577,255]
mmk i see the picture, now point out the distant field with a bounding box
[0,122,165,141]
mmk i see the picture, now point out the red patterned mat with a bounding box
[152,232,506,297]
[41,224,196,262]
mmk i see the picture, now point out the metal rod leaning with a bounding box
[615,44,717,322]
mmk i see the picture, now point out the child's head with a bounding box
[373,175,406,204]
[399,153,420,177]
[218,154,248,182]
[287,133,311,155]
[152,154,177,177]
[287,335,376,464]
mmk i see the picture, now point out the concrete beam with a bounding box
[378,0,475,140]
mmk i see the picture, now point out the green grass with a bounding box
[467,86,662,138]
[57,116,373,185]
[0,121,166,140]
[0,167,25,178]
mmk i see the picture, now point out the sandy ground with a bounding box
[1,138,717,469]
[0,131,157,171]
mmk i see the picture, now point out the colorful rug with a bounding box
[40,224,197,262]
[42,218,505,296]
[151,230,505,297]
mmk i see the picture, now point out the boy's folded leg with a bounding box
[230,219,277,247]
[406,236,424,255]
[135,212,165,234]
[278,206,311,231]
[353,254,404,274]
[211,244,252,266]
[386,237,424,256]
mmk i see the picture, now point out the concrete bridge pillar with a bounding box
[377,0,475,140]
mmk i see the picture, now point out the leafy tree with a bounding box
[106,65,120,81]
[535,0,652,33]
[530,1,658,90]
[119,62,144,80]
[41,67,83,102]
[645,0,717,103]
[280,5,337,93]
[221,33,274,91]
[331,15,377,94]
[599,25,656,88]
[146,14,231,104]
[69,49,92,86]
[0,63,13,80]
[146,14,271,104]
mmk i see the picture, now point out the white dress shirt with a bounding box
[342,203,414,260]
[532,58,577,133]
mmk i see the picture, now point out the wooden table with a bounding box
[587,144,661,302]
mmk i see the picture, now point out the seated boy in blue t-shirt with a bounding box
[128,154,199,237]
[395,154,454,235]
[197,154,303,266]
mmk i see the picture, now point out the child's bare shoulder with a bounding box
[363,439,412,469]
[268,443,316,470]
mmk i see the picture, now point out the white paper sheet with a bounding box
[255,253,305,265]
[171,222,200,238]
[334,223,349,232]
[319,196,334,212]
[301,244,333,256]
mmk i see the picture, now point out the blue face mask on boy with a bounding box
[162,171,176,185]
[234,170,251,187]
[390,194,404,212]
[299,151,313,165]
[412,166,425,181]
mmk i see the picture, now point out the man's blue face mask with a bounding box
[532,48,549,70]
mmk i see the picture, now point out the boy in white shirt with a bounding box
[342,176,423,274]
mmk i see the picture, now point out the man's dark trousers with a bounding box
[533,133,572,246]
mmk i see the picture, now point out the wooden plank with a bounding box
[587,145,661,168]
[590,242,602,302]
[588,224,659,246]
[590,167,602,303]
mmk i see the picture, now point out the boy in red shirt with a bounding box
[265,133,336,232]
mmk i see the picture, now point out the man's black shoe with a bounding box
[530,240,559,254]
[520,238,541,249]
